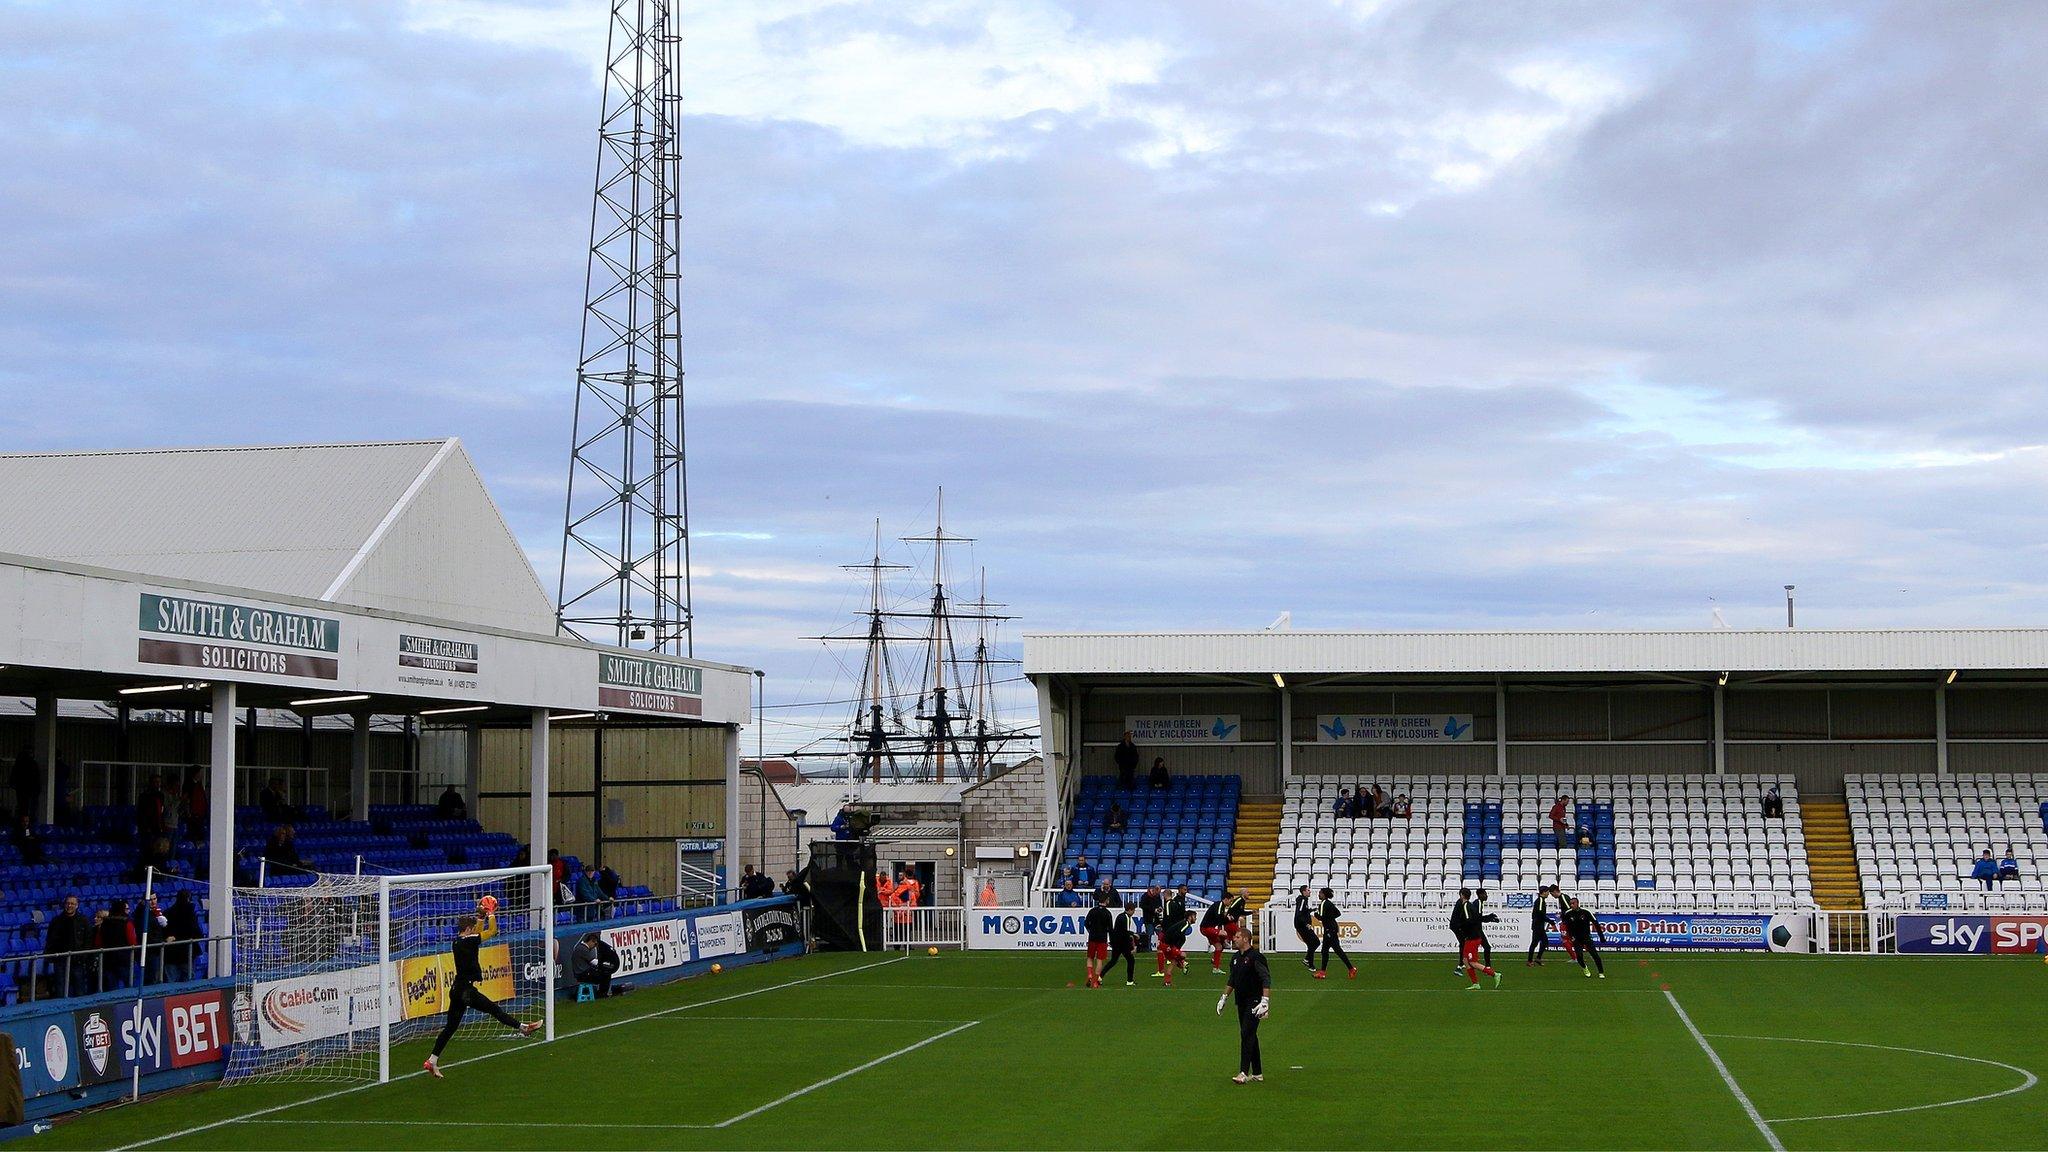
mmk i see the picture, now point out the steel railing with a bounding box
[881,906,966,949]
[3,932,234,1005]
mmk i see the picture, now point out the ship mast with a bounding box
[846,520,910,783]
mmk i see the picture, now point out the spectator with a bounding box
[11,813,45,866]
[1972,850,1999,891]
[264,824,303,874]
[137,896,171,984]
[575,868,608,921]
[978,878,1000,907]
[1094,876,1122,909]
[163,891,202,983]
[597,864,621,900]
[1334,787,1353,818]
[784,869,812,906]
[10,748,39,821]
[1073,855,1095,887]
[1391,794,1412,819]
[1762,785,1784,819]
[435,784,467,821]
[96,899,137,990]
[1148,756,1171,791]
[258,776,296,822]
[1373,786,1393,819]
[1999,847,2021,884]
[42,894,91,997]
[748,867,777,901]
[1054,879,1085,907]
[1575,821,1595,849]
[1550,796,1570,848]
[181,767,207,835]
[548,848,567,889]
[2040,800,2047,835]
[1104,801,1128,833]
[138,834,176,881]
[136,773,168,845]
[1113,731,1139,791]
[1351,786,1375,819]
[830,808,854,840]
[570,931,624,997]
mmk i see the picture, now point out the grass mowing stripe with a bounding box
[1704,1033,2041,1123]
[1663,989,1785,1152]
[107,954,907,1152]
[709,1020,981,1129]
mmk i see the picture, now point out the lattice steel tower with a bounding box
[557,0,692,654]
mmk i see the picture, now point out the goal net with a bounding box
[224,865,554,1084]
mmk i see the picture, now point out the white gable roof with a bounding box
[0,439,557,635]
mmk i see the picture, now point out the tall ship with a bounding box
[790,493,1035,782]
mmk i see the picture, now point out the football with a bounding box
[710,963,723,974]
[928,946,939,956]
[478,894,498,915]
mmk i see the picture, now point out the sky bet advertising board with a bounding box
[1894,914,2048,954]
[8,991,227,1102]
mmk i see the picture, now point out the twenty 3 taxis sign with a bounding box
[597,652,702,716]
[137,593,341,680]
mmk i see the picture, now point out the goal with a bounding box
[224,865,555,1084]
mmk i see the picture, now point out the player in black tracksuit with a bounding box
[1315,888,1355,979]
[1526,885,1554,966]
[1106,907,1139,985]
[1561,898,1606,977]
[1156,885,1191,984]
[424,906,540,1078]
[1084,902,1113,988]
[1291,885,1318,969]
[1220,927,1270,1083]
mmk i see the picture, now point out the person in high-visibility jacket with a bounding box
[894,870,920,926]
[875,869,897,911]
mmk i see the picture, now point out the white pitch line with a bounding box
[1663,989,1785,1152]
[110,955,908,1152]
[1705,1033,2040,1123]
[710,1020,980,1128]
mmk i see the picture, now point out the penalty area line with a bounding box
[108,955,909,1152]
[1663,989,1785,1152]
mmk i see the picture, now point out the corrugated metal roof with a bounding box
[775,780,968,822]
[867,820,959,841]
[0,440,556,635]
[1023,629,2048,676]
[0,441,446,599]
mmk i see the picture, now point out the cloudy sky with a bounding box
[4,1,2046,756]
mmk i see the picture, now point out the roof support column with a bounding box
[1935,682,1949,775]
[1494,679,1508,777]
[463,723,482,818]
[1037,677,1061,830]
[722,724,741,904]
[350,713,372,822]
[530,708,551,911]
[209,682,237,977]
[1712,683,1727,775]
[33,692,58,824]
[1277,684,1293,786]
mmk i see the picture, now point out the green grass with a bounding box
[26,949,2048,1150]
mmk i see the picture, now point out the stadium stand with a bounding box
[1847,773,2048,908]
[1275,774,1812,911]
[0,800,670,1004]
[1063,774,1238,898]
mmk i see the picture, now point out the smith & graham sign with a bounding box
[597,653,702,716]
[136,593,341,680]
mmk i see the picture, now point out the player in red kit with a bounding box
[1450,888,1501,990]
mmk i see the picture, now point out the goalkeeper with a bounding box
[1216,926,1270,1084]
[424,898,541,1079]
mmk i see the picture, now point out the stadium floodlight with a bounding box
[419,704,489,717]
[291,693,371,708]
[223,864,554,1085]
[1947,669,1959,684]
[119,682,203,696]
[1717,672,1729,686]
[1273,673,1286,688]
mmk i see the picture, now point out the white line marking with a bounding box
[709,1020,980,1128]
[1706,1033,2040,1123]
[110,956,908,1151]
[636,1014,973,1024]
[1663,989,1785,1152]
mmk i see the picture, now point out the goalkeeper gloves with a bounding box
[1216,994,1228,1015]
[1253,996,1269,1019]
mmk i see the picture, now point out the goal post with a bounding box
[225,864,554,1086]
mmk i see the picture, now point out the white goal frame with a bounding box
[375,864,555,1082]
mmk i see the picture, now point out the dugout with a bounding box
[0,441,758,976]
[1024,629,2048,809]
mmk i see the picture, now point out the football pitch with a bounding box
[28,950,2048,1150]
